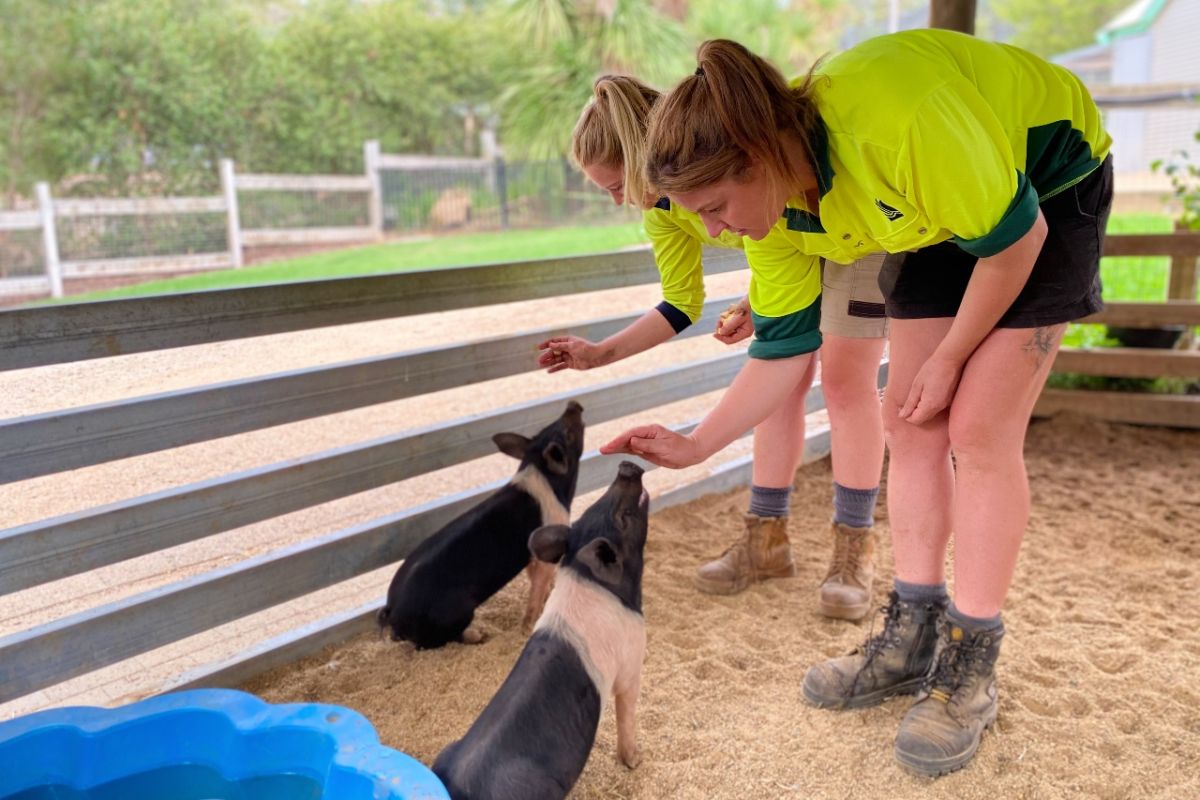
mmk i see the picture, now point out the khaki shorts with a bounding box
[820,252,889,339]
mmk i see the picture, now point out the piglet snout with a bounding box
[617,461,644,481]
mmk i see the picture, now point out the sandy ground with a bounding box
[244,414,1200,800]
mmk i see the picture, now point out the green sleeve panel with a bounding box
[952,171,1040,258]
[748,297,823,360]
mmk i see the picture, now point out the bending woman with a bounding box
[547,76,887,618]
[601,31,1112,776]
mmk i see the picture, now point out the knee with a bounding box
[947,409,1021,466]
[821,359,877,409]
[882,394,948,460]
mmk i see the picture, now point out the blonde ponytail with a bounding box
[646,39,825,197]
[570,75,661,209]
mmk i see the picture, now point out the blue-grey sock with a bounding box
[948,602,1003,633]
[832,482,879,528]
[893,578,948,607]
[748,485,791,518]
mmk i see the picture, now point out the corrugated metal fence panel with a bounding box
[0,350,750,596]
[0,418,728,704]
[0,298,740,484]
[0,248,748,371]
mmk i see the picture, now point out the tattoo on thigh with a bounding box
[1022,326,1060,371]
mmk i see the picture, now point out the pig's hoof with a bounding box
[619,747,642,769]
[461,626,488,645]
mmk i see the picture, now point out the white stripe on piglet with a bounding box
[535,568,645,703]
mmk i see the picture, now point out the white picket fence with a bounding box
[0,141,408,300]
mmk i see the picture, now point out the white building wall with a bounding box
[1143,0,1200,172]
[1108,34,1152,173]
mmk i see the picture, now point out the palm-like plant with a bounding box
[500,0,690,158]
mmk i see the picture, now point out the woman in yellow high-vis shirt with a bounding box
[600,31,1113,776]
[539,76,888,619]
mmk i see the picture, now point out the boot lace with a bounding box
[824,528,864,582]
[858,591,904,662]
[845,591,905,698]
[923,622,990,705]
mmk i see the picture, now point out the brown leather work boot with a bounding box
[802,591,946,709]
[817,522,877,620]
[693,514,797,595]
[894,621,1004,777]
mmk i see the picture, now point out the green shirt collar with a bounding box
[780,120,834,231]
[810,120,835,199]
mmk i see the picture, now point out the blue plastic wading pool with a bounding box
[0,689,449,800]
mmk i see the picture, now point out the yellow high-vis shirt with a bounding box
[777,28,1112,265]
[643,198,822,359]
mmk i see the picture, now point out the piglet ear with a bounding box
[493,432,531,460]
[529,524,570,563]
[577,538,623,584]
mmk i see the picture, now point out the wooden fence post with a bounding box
[364,140,383,240]
[929,0,976,34]
[220,159,243,268]
[35,182,63,298]
[1168,221,1199,301]
[1168,220,1198,347]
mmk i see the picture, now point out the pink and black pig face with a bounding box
[492,400,585,507]
[530,461,649,613]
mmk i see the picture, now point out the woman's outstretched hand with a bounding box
[600,424,705,469]
[537,336,606,372]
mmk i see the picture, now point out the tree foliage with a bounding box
[0,0,516,203]
[499,0,690,159]
[991,0,1130,58]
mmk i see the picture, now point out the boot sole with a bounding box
[802,676,925,711]
[893,704,998,777]
[692,567,796,596]
[817,599,872,621]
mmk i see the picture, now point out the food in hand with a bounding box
[718,305,745,329]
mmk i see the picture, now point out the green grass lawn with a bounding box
[57,221,649,302]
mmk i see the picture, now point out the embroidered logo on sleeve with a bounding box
[875,199,904,220]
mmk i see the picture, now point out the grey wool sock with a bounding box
[832,482,879,528]
[748,485,791,518]
[893,578,949,607]
[947,602,1004,633]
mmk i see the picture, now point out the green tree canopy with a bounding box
[991,0,1130,58]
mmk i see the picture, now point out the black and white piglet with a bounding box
[433,461,649,800]
[377,401,584,649]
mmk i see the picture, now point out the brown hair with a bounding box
[570,75,661,209]
[645,39,825,197]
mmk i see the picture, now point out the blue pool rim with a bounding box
[0,688,449,799]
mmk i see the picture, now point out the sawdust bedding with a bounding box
[245,414,1200,800]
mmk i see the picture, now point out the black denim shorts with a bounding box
[878,155,1113,328]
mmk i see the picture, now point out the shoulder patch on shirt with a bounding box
[874,199,904,221]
